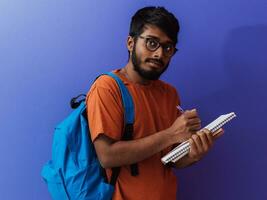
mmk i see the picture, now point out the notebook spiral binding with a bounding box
[210,114,236,133]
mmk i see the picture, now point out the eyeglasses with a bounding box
[138,35,177,57]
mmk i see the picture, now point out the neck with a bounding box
[122,61,151,85]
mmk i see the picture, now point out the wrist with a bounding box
[164,127,181,146]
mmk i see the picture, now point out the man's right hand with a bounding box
[168,109,201,144]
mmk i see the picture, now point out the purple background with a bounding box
[1,0,267,199]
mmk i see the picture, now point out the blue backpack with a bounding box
[41,72,138,200]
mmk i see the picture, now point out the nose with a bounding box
[152,46,164,58]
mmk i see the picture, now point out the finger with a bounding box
[189,124,201,132]
[184,109,199,119]
[188,138,198,158]
[199,129,213,144]
[198,129,213,151]
[205,130,214,147]
[188,118,201,126]
[191,134,202,153]
[212,128,224,140]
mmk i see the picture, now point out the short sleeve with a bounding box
[86,75,124,142]
[169,84,182,117]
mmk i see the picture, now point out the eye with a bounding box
[164,45,173,53]
[146,38,158,50]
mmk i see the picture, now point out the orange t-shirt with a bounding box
[86,69,180,200]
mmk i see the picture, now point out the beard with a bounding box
[131,44,169,80]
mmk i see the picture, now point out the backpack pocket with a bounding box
[41,161,70,200]
[65,161,114,200]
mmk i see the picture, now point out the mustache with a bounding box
[145,58,164,66]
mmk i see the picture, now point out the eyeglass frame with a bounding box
[137,35,178,57]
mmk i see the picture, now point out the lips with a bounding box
[146,60,164,68]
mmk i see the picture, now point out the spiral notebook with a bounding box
[161,112,236,164]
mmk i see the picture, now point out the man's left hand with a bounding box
[187,128,224,162]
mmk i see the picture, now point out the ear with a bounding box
[126,36,134,54]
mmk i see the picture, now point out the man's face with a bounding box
[130,25,175,80]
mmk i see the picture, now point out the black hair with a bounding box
[129,6,180,44]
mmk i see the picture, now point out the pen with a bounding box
[176,105,184,113]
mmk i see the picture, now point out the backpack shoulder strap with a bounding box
[104,72,134,126]
[103,72,139,185]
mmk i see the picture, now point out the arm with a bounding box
[94,109,201,168]
[94,129,172,168]
[87,77,200,168]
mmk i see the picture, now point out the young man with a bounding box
[86,6,223,200]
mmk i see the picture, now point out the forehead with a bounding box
[141,25,173,43]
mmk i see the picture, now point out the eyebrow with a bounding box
[145,35,174,44]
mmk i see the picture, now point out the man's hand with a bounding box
[173,128,224,168]
[168,109,201,143]
[187,128,224,162]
